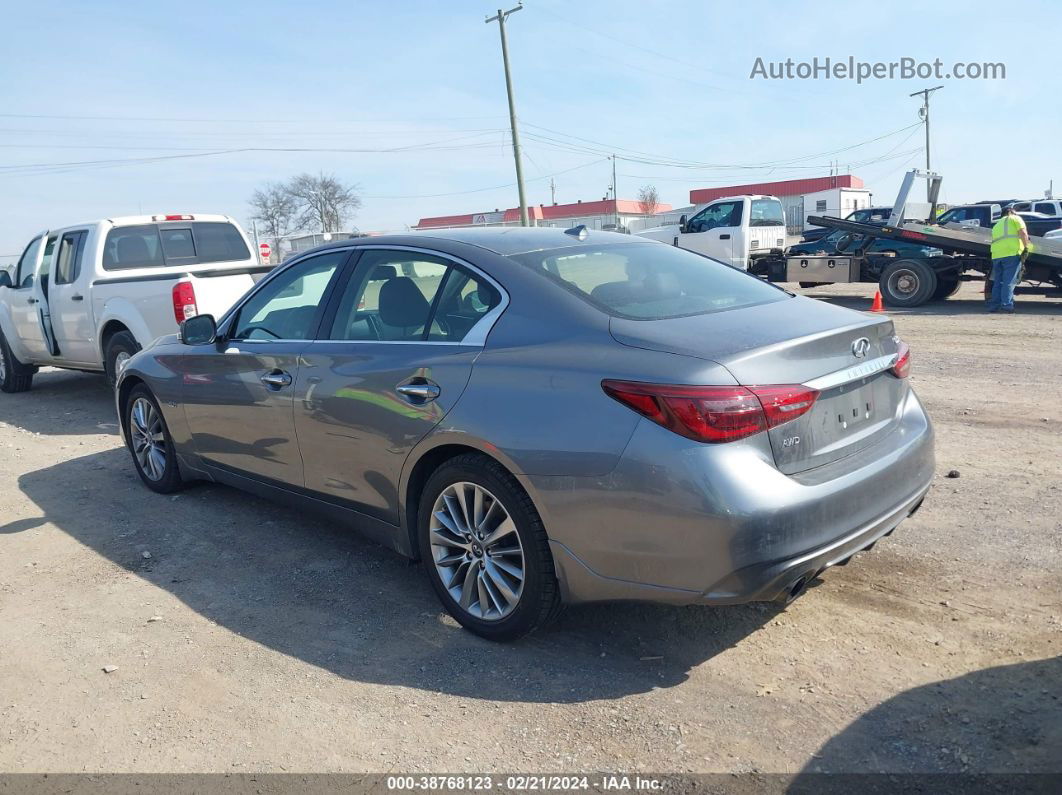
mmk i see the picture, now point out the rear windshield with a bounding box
[513,242,788,320]
[749,199,785,227]
[103,222,250,270]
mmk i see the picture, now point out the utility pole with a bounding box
[549,177,556,205]
[612,155,618,228]
[910,85,943,199]
[486,5,529,226]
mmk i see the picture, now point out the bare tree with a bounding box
[637,184,660,216]
[248,183,301,259]
[286,172,361,232]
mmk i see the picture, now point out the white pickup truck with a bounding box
[0,214,271,392]
[636,194,787,270]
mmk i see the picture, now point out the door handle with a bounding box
[396,382,441,402]
[71,294,84,302]
[260,370,293,389]
[719,234,731,240]
[27,297,38,304]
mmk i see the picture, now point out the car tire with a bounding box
[0,330,35,393]
[124,384,184,494]
[105,330,140,389]
[932,274,962,301]
[798,281,821,289]
[418,453,561,641]
[879,259,938,308]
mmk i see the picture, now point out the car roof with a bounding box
[289,226,654,258]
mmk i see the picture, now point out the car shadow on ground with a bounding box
[0,368,117,437]
[805,292,1062,317]
[16,446,777,704]
[789,656,1061,784]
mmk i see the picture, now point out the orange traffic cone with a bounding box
[869,290,884,312]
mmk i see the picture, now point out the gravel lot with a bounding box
[1,281,1059,775]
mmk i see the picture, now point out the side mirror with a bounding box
[678,214,689,234]
[0,271,12,289]
[180,314,217,346]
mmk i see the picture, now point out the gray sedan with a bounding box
[116,227,934,641]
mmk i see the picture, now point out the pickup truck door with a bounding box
[675,199,742,268]
[48,229,96,365]
[7,234,55,362]
[181,249,349,485]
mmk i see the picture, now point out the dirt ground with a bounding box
[1,281,1059,775]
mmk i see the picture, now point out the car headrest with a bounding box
[378,276,429,327]
[370,264,397,280]
[116,235,151,264]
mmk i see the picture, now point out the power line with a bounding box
[363,157,608,199]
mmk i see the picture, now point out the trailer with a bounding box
[762,170,1062,307]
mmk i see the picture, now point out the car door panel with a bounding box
[180,249,350,485]
[50,229,96,365]
[295,344,479,522]
[9,235,53,362]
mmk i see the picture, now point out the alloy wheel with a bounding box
[888,268,918,296]
[430,482,525,621]
[130,397,167,481]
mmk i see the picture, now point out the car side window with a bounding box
[15,236,43,289]
[1035,202,1056,215]
[688,201,742,233]
[54,231,87,286]
[38,236,57,297]
[230,250,346,341]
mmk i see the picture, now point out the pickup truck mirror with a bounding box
[0,271,12,289]
[180,314,217,346]
[678,214,688,234]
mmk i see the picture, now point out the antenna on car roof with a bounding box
[564,224,588,240]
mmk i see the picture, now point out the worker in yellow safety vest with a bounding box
[986,207,1029,313]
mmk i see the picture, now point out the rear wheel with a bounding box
[105,330,140,388]
[879,259,938,308]
[124,384,184,493]
[419,453,561,641]
[798,281,822,289]
[0,331,35,393]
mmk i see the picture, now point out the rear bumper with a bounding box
[534,388,935,606]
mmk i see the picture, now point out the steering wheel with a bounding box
[834,233,856,253]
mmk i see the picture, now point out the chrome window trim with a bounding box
[315,244,510,348]
[803,353,898,391]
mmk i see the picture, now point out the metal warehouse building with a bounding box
[688,175,871,236]
[414,198,673,233]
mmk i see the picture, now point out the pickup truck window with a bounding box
[15,236,42,288]
[103,221,250,270]
[688,201,742,233]
[55,231,88,285]
[1035,202,1057,215]
[749,199,785,227]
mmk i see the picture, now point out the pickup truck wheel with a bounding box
[124,384,184,494]
[932,274,962,301]
[105,331,140,388]
[0,331,34,393]
[880,259,938,308]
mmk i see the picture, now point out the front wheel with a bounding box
[124,385,184,493]
[0,331,35,393]
[879,259,938,308]
[419,454,561,641]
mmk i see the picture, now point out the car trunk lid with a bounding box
[609,296,907,474]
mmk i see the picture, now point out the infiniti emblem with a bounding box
[851,337,871,358]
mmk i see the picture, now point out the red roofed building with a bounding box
[414,198,673,232]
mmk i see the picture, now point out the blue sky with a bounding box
[2,0,1059,260]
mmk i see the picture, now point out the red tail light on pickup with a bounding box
[602,380,819,443]
[172,281,198,325]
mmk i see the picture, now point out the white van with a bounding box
[636,195,787,270]
[0,214,270,392]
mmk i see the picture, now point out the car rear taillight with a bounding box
[890,341,911,378]
[601,380,819,444]
[172,281,198,325]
